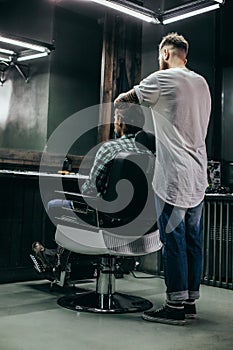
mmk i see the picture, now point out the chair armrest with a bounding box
[54,190,99,209]
[53,190,100,227]
[55,190,97,200]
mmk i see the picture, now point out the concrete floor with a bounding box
[0,274,232,350]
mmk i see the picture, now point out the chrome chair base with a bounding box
[57,291,153,314]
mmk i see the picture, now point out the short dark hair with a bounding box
[119,104,145,134]
[32,241,42,251]
[159,32,189,55]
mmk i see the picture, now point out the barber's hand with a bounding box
[114,89,139,108]
[114,93,130,109]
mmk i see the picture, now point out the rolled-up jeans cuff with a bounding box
[189,291,200,300]
[166,290,189,302]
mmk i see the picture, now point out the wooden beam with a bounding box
[98,13,116,143]
[98,14,142,143]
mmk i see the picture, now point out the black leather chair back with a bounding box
[135,130,156,155]
[100,131,156,234]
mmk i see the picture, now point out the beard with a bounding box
[159,58,169,70]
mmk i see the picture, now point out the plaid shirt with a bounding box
[81,134,152,196]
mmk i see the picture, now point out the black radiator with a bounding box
[202,195,233,289]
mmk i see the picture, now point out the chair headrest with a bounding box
[135,130,156,154]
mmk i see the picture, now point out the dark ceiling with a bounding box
[58,0,199,20]
[146,0,198,12]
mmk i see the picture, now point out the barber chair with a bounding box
[53,131,162,313]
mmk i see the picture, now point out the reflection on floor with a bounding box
[0,273,232,350]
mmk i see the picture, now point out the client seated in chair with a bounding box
[46,105,156,275]
[45,105,162,312]
[47,104,154,216]
[31,105,154,286]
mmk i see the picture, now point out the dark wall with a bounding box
[0,0,53,42]
[218,1,233,188]
[0,0,102,154]
[48,6,102,155]
[0,0,53,151]
[219,0,233,162]
[222,67,233,162]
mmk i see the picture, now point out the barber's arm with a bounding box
[114,88,139,109]
[114,73,160,108]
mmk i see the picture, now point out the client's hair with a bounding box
[120,104,145,135]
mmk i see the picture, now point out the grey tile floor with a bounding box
[0,274,232,350]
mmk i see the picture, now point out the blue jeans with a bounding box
[155,195,204,301]
[47,199,74,225]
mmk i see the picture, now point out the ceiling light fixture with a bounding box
[0,33,54,85]
[0,35,50,53]
[0,56,11,62]
[0,34,50,53]
[161,0,224,25]
[0,48,14,55]
[17,52,49,62]
[163,4,219,24]
[90,0,160,23]
[0,33,54,56]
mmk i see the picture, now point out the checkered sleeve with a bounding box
[81,142,117,195]
[81,136,152,196]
